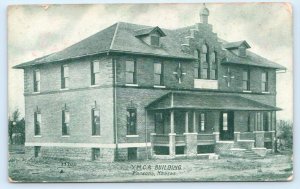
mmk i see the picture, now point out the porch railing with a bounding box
[197,134,215,144]
[240,132,255,140]
[153,134,169,145]
[175,135,186,145]
[264,131,273,142]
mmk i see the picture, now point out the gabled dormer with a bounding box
[135,26,166,47]
[224,40,251,57]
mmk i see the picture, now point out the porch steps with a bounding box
[231,142,263,159]
[243,150,263,159]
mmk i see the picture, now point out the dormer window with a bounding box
[151,35,160,46]
[135,26,166,47]
[239,46,246,57]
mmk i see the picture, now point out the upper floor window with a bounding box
[92,108,100,136]
[91,60,100,85]
[210,51,218,80]
[33,69,40,92]
[194,50,200,79]
[262,72,268,92]
[242,69,250,91]
[62,109,70,136]
[126,60,137,84]
[239,46,246,57]
[61,65,69,89]
[127,108,137,135]
[201,44,209,79]
[150,35,160,46]
[34,111,41,136]
[154,62,163,86]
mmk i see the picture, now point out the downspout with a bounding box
[113,57,118,159]
[145,108,148,160]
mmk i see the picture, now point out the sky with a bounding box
[7,3,293,121]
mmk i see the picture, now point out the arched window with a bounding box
[210,51,218,80]
[201,44,209,79]
[194,50,200,78]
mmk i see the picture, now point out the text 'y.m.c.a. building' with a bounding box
[14,5,285,161]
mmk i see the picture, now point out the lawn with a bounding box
[8,147,293,182]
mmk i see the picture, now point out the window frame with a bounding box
[154,112,165,134]
[91,60,100,86]
[150,35,160,46]
[154,62,164,86]
[242,69,250,91]
[92,108,101,136]
[62,109,70,136]
[210,51,218,80]
[33,69,40,92]
[61,65,69,89]
[201,44,210,79]
[125,60,137,84]
[126,108,137,135]
[261,71,269,92]
[34,111,41,136]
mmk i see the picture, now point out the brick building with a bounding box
[14,6,285,161]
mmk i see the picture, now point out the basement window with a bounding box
[34,146,41,157]
[92,148,100,160]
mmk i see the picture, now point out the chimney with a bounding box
[200,4,209,24]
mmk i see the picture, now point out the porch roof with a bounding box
[146,92,281,111]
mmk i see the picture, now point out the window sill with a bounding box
[154,85,166,89]
[32,92,40,94]
[60,88,69,91]
[34,135,42,137]
[243,90,252,93]
[91,135,101,137]
[126,135,139,138]
[125,84,139,87]
[90,85,100,88]
[262,91,270,94]
[62,135,70,137]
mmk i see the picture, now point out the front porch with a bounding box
[146,92,280,159]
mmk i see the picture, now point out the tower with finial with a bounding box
[200,3,209,24]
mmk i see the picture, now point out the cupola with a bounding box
[200,4,210,24]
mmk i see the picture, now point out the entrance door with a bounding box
[220,112,234,140]
[128,147,137,161]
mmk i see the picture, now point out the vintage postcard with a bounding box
[8,3,293,182]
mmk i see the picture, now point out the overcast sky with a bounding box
[8,3,293,121]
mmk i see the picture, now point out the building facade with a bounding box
[15,7,285,161]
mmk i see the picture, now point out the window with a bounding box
[62,110,70,135]
[91,60,100,85]
[194,50,200,78]
[128,147,137,160]
[239,46,246,57]
[92,148,100,160]
[242,69,250,91]
[61,65,69,89]
[127,108,137,135]
[92,109,100,135]
[154,62,163,86]
[201,44,209,79]
[199,113,206,132]
[34,111,41,136]
[150,36,160,46]
[33,69,40,92]
[223,113,228,131]
[126,60,136,84]
[262,72,268,92]
[154,112,164,134]
[210,51,218,80]
[262,112,270,131]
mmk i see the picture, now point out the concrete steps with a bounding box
[243,150,263,159]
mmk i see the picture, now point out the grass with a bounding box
[8,148,293,182]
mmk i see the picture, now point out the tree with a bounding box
[277,120,293,150]
[8,109,25,144]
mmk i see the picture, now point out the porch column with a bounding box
[185,111,189,133]
[184,111,197,157]
[169,110,176,157]
[193,111,196,133]
[150,133,156,157]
